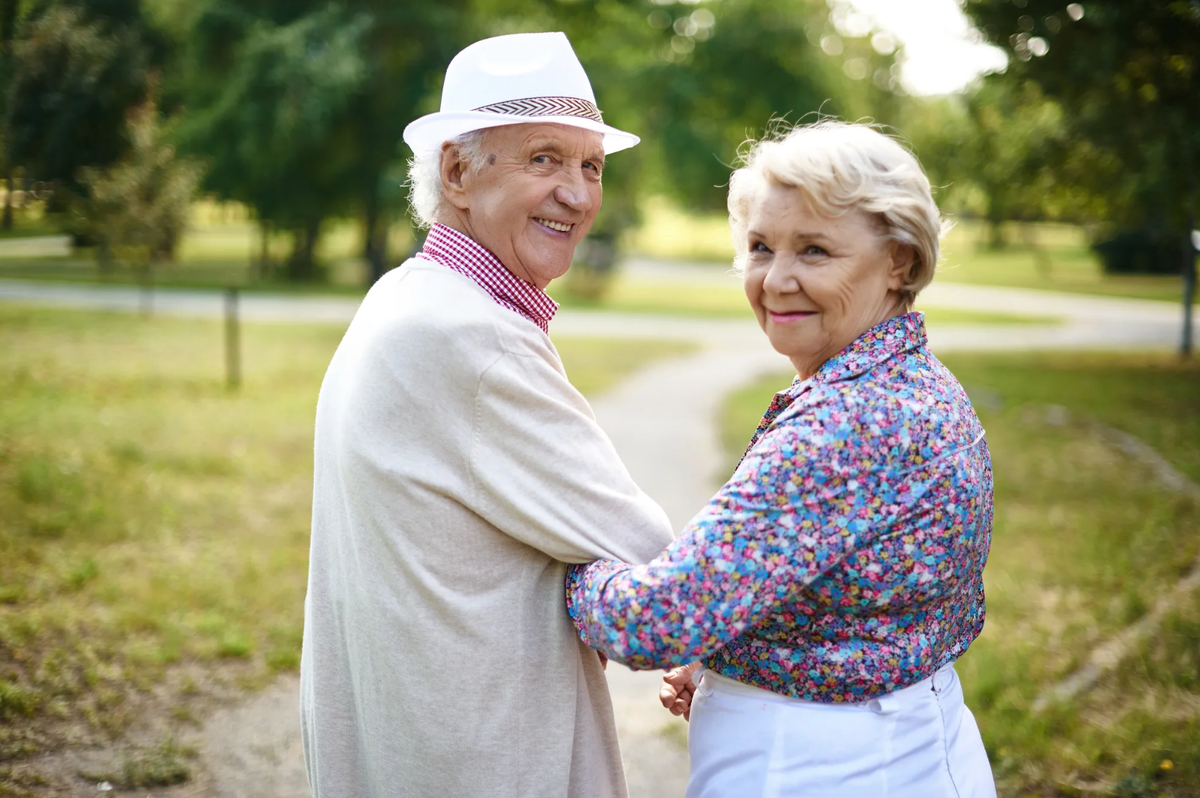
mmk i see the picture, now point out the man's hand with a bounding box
[659,661,702,722]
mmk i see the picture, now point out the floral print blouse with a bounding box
[566,312,993,702]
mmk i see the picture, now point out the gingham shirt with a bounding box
[416,223,559,333]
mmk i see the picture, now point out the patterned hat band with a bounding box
[471,96,604,124]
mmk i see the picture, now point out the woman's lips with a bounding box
[768,310,817,323]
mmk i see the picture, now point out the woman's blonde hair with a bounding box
[728,120,947,306]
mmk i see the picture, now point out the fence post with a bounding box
[224,287,241,390]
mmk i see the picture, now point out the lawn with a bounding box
[0,206,1049,325]
[5,197,1194,310]
[0,305,693,793]
[720,353,1200,796]
[553,276,1052,324]
[630,201,1198,306]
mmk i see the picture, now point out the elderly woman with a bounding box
[567,121,996,797]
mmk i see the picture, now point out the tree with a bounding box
[963,0,1200,352]
[4,0,167,208]
[0,0,21,230]
[180,0,471,282]
[75,100,202,272]
[639,0,900,213]
[178,3,371,280]
[905,79,1068,249]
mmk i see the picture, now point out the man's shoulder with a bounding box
[398,259,549,334]
[349,258,558,373]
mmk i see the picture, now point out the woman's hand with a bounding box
[659,661,703,721]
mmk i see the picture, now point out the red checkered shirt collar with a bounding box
[416,223,559,333]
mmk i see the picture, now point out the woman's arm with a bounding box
[566,417,886,670]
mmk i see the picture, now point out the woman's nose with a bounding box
[762,255,799,294]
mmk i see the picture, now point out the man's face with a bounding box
[450,123,605,289]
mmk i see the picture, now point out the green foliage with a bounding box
[4,0,165,192]
[905,79,1071,245]
[178,0,475,282]
[75,104,202,268]
[178,3,372,280]
[636,0,900,212]
[963,0,1200,243]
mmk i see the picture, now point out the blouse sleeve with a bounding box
[566,403,888,670]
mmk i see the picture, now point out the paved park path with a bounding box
[1,270,1196,797]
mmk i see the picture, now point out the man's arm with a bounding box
[468,348,674,564]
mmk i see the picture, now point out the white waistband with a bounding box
[698,663,957,715]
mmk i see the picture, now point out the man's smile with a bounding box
[534,217,574,233]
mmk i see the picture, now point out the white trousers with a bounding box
[686,664,997,798]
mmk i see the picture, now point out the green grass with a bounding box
[3,198,1196,304]
[0,305,693,786]
[554,275,1056,325]
[938,222,1199,305]
[630,200,1198,306]
[720,353,1200,796]
[0,216,63,241]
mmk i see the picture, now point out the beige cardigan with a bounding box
[299,258,674,797]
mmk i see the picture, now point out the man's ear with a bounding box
[886,241,916,291]
[440,140,471,212]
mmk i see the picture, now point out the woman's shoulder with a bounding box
[770,346,982,469]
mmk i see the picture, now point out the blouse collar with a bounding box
[781,311,928,395]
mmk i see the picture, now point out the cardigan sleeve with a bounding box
[467,348,674,565]
[565,405,887,670]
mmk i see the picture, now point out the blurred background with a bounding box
[0,0,1195,304]
[1,1,1198,796]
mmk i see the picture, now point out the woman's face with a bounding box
[741,181,910,378]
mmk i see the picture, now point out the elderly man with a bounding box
[299,31,674,798]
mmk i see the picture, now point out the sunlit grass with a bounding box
[622,196,736,263]
[4,198,1194,306]
[631,199,1197,305]
[719,353,1200,796]
[0,305,693,778]
[555,277,1053,324]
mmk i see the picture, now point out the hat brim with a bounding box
[403,111,639,156]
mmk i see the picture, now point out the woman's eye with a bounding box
[750,241,771,254]
[803,245,828,256]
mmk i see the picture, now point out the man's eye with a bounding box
[532,155,551,165]
[584,161,601,173]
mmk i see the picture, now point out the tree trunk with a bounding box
[255,220,272,281]
[286,219,321,282]
[984,196,1007,250]
[2,166,12,232]
[363,194,389,287]
[1183,220,1196,357]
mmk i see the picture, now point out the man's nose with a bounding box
[554,170,595,211]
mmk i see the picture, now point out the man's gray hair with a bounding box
[406,131,489,229]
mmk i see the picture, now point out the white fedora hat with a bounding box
[402,32,639,156]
